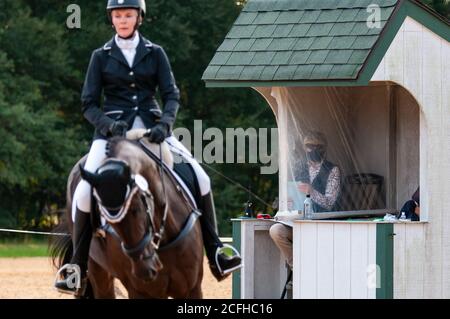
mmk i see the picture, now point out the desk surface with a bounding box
[232,217,427,224]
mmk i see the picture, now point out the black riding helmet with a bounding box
[107,0,146,22]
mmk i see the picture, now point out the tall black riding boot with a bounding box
[199,192,242,281]
[54,208,92,295]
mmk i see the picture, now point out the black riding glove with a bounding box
[109,120,128,137]
[146,122,169,144]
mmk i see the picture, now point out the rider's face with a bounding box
[112,9,140,38]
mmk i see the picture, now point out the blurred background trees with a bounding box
[0,0,447,235]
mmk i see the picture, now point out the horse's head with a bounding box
[80,134,173,281]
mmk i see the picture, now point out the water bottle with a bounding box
[244,200,254,218]
[303,194,314,220]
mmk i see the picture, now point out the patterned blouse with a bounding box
[308,161,341,211]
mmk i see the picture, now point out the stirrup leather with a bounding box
[214,244,243,275]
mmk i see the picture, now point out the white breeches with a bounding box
[72,116,211,221]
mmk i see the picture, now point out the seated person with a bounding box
[399,187,420,221]
[270,131,341,268]
[295,131,341,212]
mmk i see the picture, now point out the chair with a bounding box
[339,173,385,211]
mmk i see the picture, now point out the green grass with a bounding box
[0,237,234,258]
[0,240,49,258]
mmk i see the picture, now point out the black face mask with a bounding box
[307,149,324,163]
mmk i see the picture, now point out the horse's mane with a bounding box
[106,129,174,173]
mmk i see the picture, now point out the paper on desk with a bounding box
[272,211,303,228]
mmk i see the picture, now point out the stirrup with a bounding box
[215,244,243,275]
[54,264,84,296]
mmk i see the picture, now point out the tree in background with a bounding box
[422,0,450,18]
[0,0,447,235]
[0,0,278,235]
[0,1,82,229]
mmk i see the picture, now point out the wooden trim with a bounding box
[287,209,391,221]
[407,0,450,40]
[294,219,427,224]
[232,220,241,299]
[376,223,394,299]
[388,85,398,208]
[205,79,369,88]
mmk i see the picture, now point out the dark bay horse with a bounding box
[50,129,204,298]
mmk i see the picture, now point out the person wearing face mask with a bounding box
[54,0,241,295]
[269,131,341,270]
[295,131,341,213]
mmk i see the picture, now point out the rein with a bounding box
[99,139,201,259]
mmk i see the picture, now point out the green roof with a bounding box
[202,0,450,87]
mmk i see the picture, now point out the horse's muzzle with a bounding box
[131,251,163,282]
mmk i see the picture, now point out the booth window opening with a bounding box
[275,82,420,221]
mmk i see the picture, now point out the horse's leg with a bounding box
[187,282,203,299]
[127,291,144,299]
[88,258,116,299]
[127,288,153,299]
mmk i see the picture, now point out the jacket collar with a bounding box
[132,35,153,68]
[103,34,153,69]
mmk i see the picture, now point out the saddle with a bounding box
[171,153,202,205]
[137,140,200,209]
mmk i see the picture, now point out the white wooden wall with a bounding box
[239,219,287,299]
[237,220,428,299]
[393,223,427,298]
[371,16,450,298]
[293,221,377,299]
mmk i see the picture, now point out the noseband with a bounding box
[118,184,169,260]
[92,142,201,262]
[93,158,169,261]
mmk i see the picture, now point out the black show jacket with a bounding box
[81,34,180,140]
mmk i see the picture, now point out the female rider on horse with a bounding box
[55,0,241,295]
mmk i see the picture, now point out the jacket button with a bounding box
[130,83,136,88]
[129,71,134,76]
[134,106,138,111]
[132,95,137,100]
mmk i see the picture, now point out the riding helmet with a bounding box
[107,0,146,21]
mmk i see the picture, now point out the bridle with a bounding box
[92,141,200,261]
[93,155,169,261]
[120,174,169,259]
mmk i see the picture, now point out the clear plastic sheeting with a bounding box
[256,82,419,216]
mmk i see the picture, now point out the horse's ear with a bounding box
[79,164,99,186]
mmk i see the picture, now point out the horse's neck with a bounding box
[147,167,189,235]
